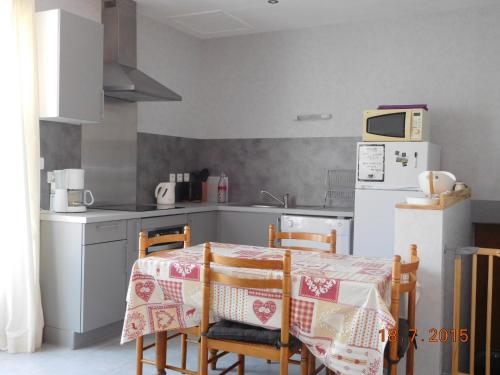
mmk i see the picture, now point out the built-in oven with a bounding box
[145,225,185,255]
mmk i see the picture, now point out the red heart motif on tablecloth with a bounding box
[299,276,339,302]
[252,300,276,324]
[135,281,155,302]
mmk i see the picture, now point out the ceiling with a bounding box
[136,0,498,39]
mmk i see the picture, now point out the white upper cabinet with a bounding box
[36,9,103,125]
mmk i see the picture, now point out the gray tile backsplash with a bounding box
[138,134,358,206]
[137,133,199,204]
[41,125,357,207]
[194,137,359,206]
[40,121,82,209]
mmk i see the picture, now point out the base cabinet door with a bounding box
[217,211,280,247]
[81,240,126,332]
[188,212,218,245]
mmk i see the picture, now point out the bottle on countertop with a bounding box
[217,172,227,203]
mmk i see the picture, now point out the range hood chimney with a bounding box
[102,0,182,102]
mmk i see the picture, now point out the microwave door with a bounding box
[366,112,406,139]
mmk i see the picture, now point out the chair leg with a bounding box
[210,349,218,370]
[300,344,309,375]
[238,354,245,375]
[390,362,398,375]
[308,351,315,375]
[180,333,187,369]
[155,332,167,375]
[406,344,414,375]
[136,335,143,375]
[279,348,289,375]
[200,337,208,375]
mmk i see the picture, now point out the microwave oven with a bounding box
[362,108,429,142]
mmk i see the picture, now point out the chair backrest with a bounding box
[138,225,191,258]
[388,244,419,364]
[200,242,292,347]
[268,224,336,253]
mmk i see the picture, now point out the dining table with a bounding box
[121,242,395,375]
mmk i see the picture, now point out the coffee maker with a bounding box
[47,169,94,212]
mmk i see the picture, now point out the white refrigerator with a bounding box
[353,142,441,258]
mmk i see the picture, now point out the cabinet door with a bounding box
[126,219,140,288]
[217,212,280,247]
[81,240,126,332]
[188,212,218,245]
[37,9,103,124]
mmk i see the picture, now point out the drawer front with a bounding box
[140,214,188,231]
[84,220,126,245]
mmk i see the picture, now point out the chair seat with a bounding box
[384,318,410,363]
[207,320,300,351]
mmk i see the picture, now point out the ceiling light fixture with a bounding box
[268,0,279,4]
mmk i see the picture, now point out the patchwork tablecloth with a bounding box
[122,243,395,375]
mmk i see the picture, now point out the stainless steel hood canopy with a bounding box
[103,0,182,102]
[104,63,182,101]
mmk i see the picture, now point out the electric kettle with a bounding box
[155,182,176,205]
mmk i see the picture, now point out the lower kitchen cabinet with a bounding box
[40,219,131,348]
[40,209,284,348]
[81,240,126,332]
[217,211,280,246]
[188,211,218,245]
[126,219,140,286]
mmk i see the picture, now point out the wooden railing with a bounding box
[453,248,500,375]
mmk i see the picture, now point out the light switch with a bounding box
[40,157,45,170]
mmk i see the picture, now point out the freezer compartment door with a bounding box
[353,189,424,258]
[356,142,441,189]
[280,215,352,255]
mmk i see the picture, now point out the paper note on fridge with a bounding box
[358,144,385,181]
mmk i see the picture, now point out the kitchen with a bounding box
[1,1,500,375]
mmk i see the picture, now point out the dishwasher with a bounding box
[280,215,353,255]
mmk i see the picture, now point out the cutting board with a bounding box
[207,176,229,202]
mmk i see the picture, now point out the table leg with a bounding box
[155,331,167,375]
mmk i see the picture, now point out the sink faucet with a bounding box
[260,190,289,208]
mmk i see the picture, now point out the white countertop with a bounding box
[40,202,354,223]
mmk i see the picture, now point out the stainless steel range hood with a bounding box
[103,0,182,102]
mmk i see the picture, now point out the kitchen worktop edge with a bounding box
[40,203,354,223]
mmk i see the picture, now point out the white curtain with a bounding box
[0,0,44,353]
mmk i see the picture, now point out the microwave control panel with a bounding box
[410,110,423,140]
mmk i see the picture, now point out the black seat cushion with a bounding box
[384,318,411,363]
[206,320,300,351]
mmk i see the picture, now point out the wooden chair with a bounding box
[268,224,336,374]
[385,244,419,375]
[268,224,336,253]
[136,226,223,375]
[199,242,309,375]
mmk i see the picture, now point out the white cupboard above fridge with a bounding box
[36,9,103,125]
